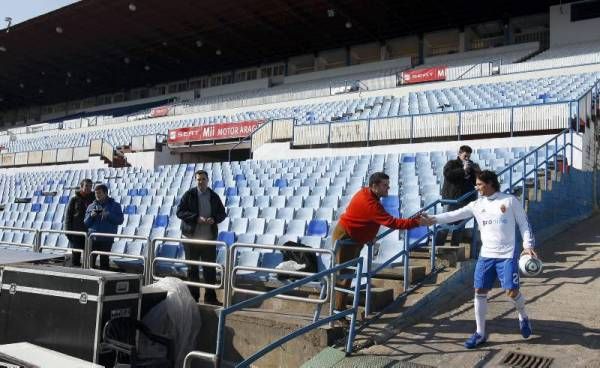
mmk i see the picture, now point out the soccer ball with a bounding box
[518,254,543,276]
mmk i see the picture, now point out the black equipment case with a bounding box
[0,264,142,364]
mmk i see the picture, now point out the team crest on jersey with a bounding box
[500,204,507,213]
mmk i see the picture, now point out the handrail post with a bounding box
[215,308,225,367]
[534,150,539,202]
[365,243,373,317]
[346,257,363,355]
[568,129,572,170]
[84,234,92,269]
[521,156,527,207]
[403,234,410,291]
[431,205,438,272]
[554,136,558,175]
[34,229,41,253]
[147,238,156,285]
[545,144,549,190]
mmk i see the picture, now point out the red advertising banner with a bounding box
[150,106,170,118]
[168,120,264,144]
[401,66,447,85]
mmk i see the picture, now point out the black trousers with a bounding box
[68,238,86,267]
[91,241,112,270]
[434,203,465,246]
[183,241,217,300]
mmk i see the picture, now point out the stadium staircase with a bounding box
[302,149,576,368]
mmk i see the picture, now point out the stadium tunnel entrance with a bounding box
[169,140,252,164]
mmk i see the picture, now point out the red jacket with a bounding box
[339,187,420,244]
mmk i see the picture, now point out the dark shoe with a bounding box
[520,318,532,338]
[464,332,486,349]
[204,290,222,306]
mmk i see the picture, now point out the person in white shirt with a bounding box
[427,170,538,349]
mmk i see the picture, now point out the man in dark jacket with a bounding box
[436,145,480,246]
[84,184,124,270]
[176,170,226,304]
[64,178,94,267]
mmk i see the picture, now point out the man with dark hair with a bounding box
[332,171,429,311]
[428,170,538,349]
[436,145,480,246]
[64,178,94,267]
[84,184,124,270]
[176,169,226,305]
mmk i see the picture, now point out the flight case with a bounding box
[0,264,141,364]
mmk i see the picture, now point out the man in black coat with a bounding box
[63,179,94,267]
[436,145,480,246]
[176,170,226,304]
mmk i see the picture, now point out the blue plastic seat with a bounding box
[217,231,236,246]
[31,203,42,213]
[124,205,137,215]
[307,219,328,237]
[154,214,169,228]
[59,195,70,204]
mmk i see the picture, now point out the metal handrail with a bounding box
[357,127,575,317]
[226,242,335,313]
[456,59,500,80]
[0,225,39,251]
[227,118,270,162]
[37,229,88,266]
[88,232,149,279]
[183,257,363,368]
[148,237,228,297]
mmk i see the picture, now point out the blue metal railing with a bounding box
[184,257,364,368]
[359,127,574,317]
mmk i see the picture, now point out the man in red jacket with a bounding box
[333,172,428,311]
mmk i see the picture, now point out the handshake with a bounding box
[415,212,436,226]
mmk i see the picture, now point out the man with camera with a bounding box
[435,145,480,246]
[84,184,124,270]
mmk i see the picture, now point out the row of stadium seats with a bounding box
[3,72,597,153]
[0,145,553,273]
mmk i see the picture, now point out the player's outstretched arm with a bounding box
[431,204,473,224]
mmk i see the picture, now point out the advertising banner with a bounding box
[401,66,447,84]
[168,120,263,144]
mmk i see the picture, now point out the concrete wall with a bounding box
[200,78,270,98]
[124,149,181,170]
[0,156,107,175]
[550,2,600,47]
[254,134,558,158]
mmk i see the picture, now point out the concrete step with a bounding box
[373,264,427,281]
[411,244,470,268]
[193,306,345,368]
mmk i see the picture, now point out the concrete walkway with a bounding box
[337,213,600,367]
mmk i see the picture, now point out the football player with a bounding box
[424,170,538,348]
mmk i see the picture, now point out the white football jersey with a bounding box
[433,192,534,258]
